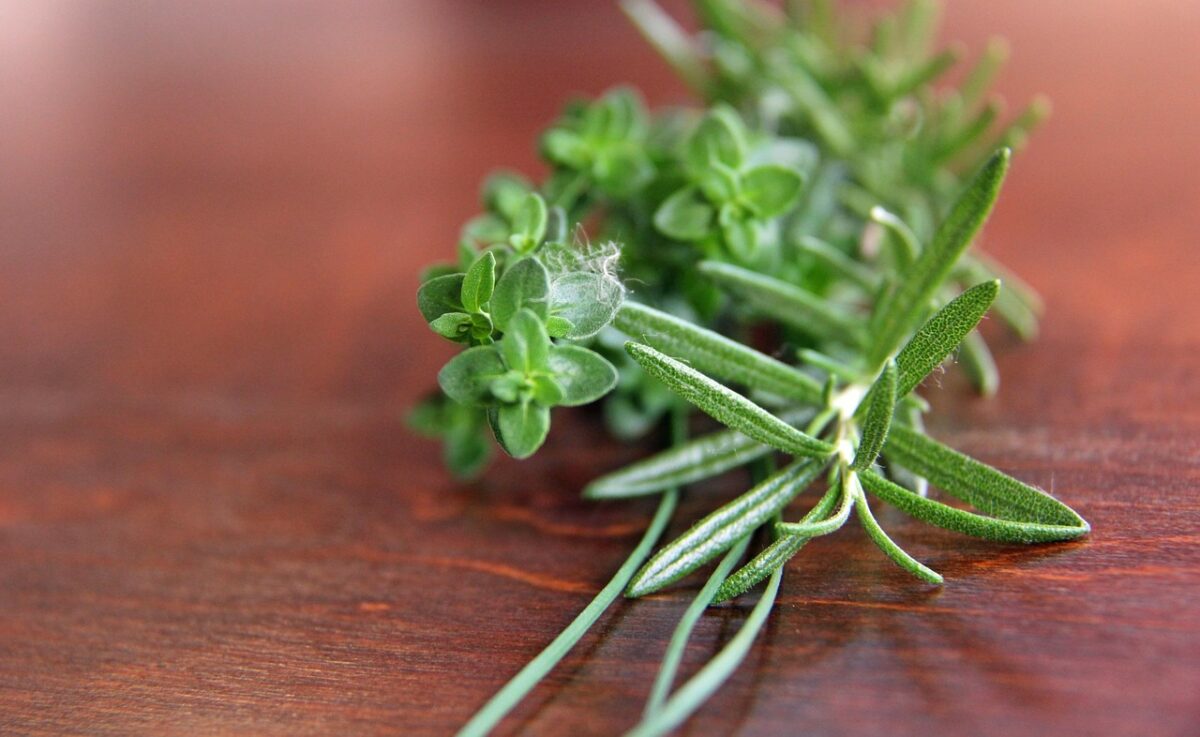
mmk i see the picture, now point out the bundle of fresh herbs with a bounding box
[410,1,1088,734]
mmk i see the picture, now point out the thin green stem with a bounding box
[642,535,751,718]
[456,488,679,737]
[624,565,784,737]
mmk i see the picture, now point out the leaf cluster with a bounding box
[406,2,1089,734]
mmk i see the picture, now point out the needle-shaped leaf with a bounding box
[959,329,999,396]
[697,260,865,344]
[490,258,550,331]
[460,251,497,314]
[585,427,769,499]
[868,148,1010,365]
[794,235,878,291]
[620,0,708,95]
[894,279,999,397]
[625,342,834,459]
[712,483,842,602]
[854,485,943,584]
[859,469,1086,543]
[854,361,897,470]
[626,457,826,597]
[547,345,617,406]
[584,406,807,500]
[614,301,823,404]
[869,206,920,269]
[883,424,1089,530]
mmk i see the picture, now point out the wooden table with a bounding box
[2,2,1198,735]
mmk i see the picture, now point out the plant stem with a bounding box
[642,535,751,718]
[624,565,784,737]
[456,488,679,737]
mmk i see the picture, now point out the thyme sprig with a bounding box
[410,1,1088,734]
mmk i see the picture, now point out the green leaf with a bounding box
[444,414,493,479]
[684,106,746,174]
[854,361,897,471]
[462,213,510,245]
[869,206,920,269]
[959,329,999,396]
[547,345,618,406]
[712,484,842,602]
[417,273,466,322]
[794,235,878,291]
[545,315,575,338]
[697,260,865,344]
[549,273,623,339]
[498,308,551,374]
[529,374,564,406]
[584,427,771,499]
[894,279,999,397]
[626,458,826,597]
[493,401,551,459]
[853,483,943,584]
[718,205,759,262]
[625,342,834,459]
[883,424,1090,530]
[868,148,1011,364]
[437,346,507,406]
[697,161,740,203]
[620,0,708,95]
[509,193,548,253]
[613,301,823,405]
[654,187,714,241]
[739,164,804,218]
[461,251,497,314]
[428,311,474,341]
[859,469,1087,543]
[483,171,533,222]
[491,258,550,331]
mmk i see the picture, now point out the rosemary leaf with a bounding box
[697,260,865,344]
[584,426,771,499]
[794,234,879,291]
[712,483,841,602]
[853,483,943,584]
[894,278,999,397]
[625,342,835,459]
[884,424,1090,530]
[854,361,897,471]
[868,148,1011,365]
[614,301,824,404]
[626,458,826,597]
[620,0,708,95]
[859,469,1085,543]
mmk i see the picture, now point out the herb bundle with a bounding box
[409,1,1088,734]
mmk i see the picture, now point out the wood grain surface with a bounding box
[2,2,1198,735]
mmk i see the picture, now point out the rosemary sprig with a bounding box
[412,1,1088,733]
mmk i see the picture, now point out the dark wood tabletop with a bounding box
[2,2,1198,735]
